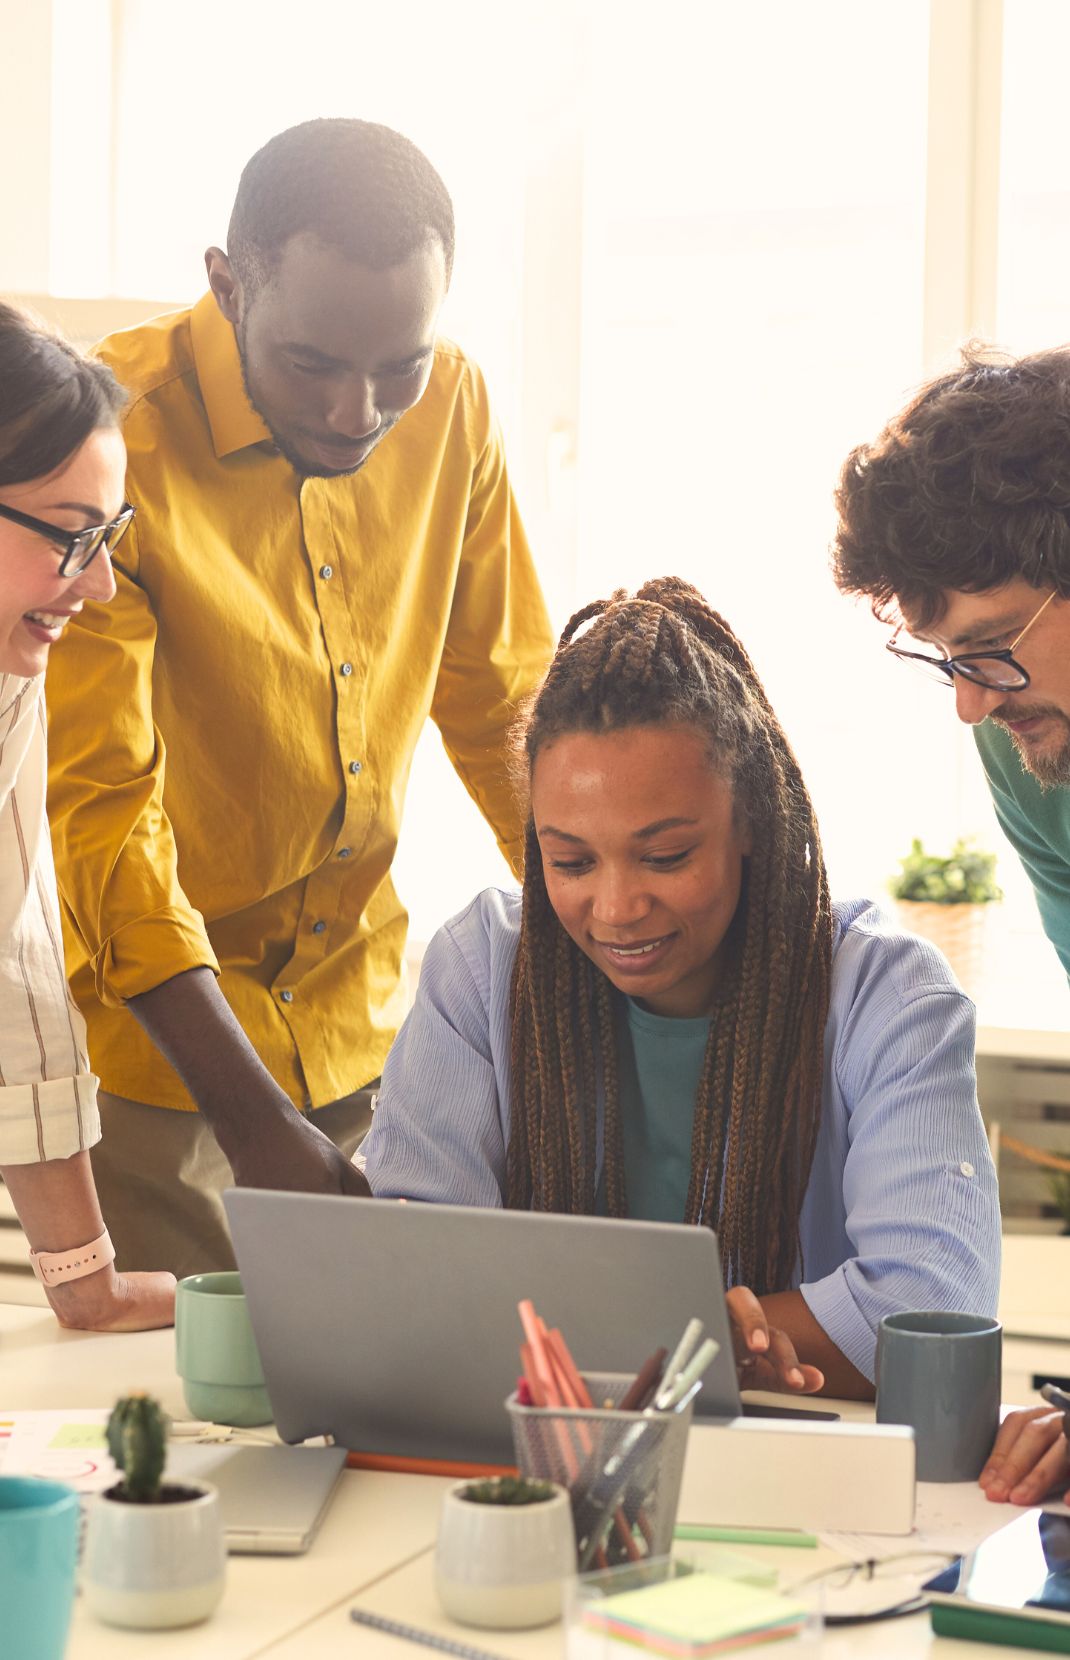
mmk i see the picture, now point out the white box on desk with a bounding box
[678,1417,915,1535]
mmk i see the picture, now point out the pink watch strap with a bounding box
[29,1228,115,1286]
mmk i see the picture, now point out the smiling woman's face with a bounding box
[0,426,122,678]
[531,723,751,1019]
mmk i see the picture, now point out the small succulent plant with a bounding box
[106,1392,169,1503]
[890,838,1002,905]
[460,1475,557,1505]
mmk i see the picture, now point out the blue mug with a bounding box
[0,1477,80,1659]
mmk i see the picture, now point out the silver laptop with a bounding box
[224,1192,832,1465]
[164,1443,346,1554]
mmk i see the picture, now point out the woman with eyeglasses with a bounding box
[361,578,1002,1397]
[0,301,174,1329]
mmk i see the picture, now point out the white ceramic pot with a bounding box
[434,1481,575,1630]
[82,1479,226,1630]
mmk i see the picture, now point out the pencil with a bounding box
[349,1609,512,1660]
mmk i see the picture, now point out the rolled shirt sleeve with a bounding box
[45,526,219,1009]
[0,677,101,1164]
[798,915,1001,1381]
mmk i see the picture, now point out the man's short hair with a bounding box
[831,342,1070,629]
[227,118,455,295]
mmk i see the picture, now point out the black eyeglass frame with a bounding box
[885,589,1057,692]
[0,500,135,576]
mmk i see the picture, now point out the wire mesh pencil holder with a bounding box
[506,1372,692,1569]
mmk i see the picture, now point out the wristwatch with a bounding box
[29,1228,115,1286]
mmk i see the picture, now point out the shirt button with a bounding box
[312,920,327,934]
[279,989,294,1004]
[338,847,352,859]
[340,662,353,677]
[349,760,362,774]
[959,1160,975,1177]
[319,565,333,580]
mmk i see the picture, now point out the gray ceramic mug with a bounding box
[875,1311,1002,1483]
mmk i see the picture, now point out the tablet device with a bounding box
[925,1509,1070,1645]
[225,1191,838,1465]
[164,1443,346,1554]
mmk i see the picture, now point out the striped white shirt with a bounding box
[0,675,99,1163]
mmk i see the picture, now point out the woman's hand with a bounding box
[45,1265,176,1332]
[726,1286,825,1395]
[979,1406,1070,1506]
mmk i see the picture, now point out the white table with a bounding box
[0,1303,1059,1659]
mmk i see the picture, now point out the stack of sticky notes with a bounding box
[580,1570,808,1657]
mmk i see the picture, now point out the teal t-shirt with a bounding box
[608,998,711,1223]
[974,719,1070,981]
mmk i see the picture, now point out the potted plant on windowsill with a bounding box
[889,837,1002,997]
[82,1393,226,1630]
[434,1475,575,1629]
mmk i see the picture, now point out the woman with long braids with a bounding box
[362,578,1000,1397]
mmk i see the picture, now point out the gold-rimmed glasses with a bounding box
[886,589,1057,691]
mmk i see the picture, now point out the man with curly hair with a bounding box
[831,344,1070,982]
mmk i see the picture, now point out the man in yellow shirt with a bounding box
[45,119,554,1276]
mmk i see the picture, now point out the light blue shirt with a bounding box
[363,890,1001,1381]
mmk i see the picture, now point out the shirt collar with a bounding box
[189,292,273,459]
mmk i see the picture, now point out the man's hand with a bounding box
[225,1108,372,1197]
[979,1406,1070,1505]
[46,1266,177,1332]
[726,1286,825,1395]
[128,968,372,1196]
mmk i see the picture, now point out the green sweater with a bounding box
[974,720,1070,981]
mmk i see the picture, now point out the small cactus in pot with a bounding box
[85,1392,227,1627]
[106,1393,169,1502]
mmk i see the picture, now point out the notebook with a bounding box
[224,1191,836,1466]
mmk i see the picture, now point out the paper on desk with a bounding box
[0,1406,287,1494]
[820,1479,1070,1560]
[0,1408,115,1492]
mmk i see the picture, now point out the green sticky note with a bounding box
[49,1423,107,1449]
[585,1572,807,1652]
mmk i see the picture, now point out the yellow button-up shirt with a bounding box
[45,294,553,1113]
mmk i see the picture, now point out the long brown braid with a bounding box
[505,577,833,1295]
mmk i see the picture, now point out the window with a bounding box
[12,0,1069,1013]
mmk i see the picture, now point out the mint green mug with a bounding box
[175,1271,273,1427]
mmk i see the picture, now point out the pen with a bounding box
[1040,1382,1070,1414]
[618,1346,668,1413]
[349,1609,512,1660]
[661,1318,704,1391]
[656,1338,721,1411]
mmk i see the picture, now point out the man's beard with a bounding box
[991,703,1070,788]
[235,321,390,479]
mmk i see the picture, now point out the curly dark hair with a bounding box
[227,119,455,296]
[831,341,1070,629]
[0,301,125,487]
[506,577,833,1296]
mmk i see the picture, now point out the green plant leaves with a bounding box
[889,837,1002,905]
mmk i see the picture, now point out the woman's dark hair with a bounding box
[832,341,1070,628]
[0,302,125,487]
[506,577,833,1296]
